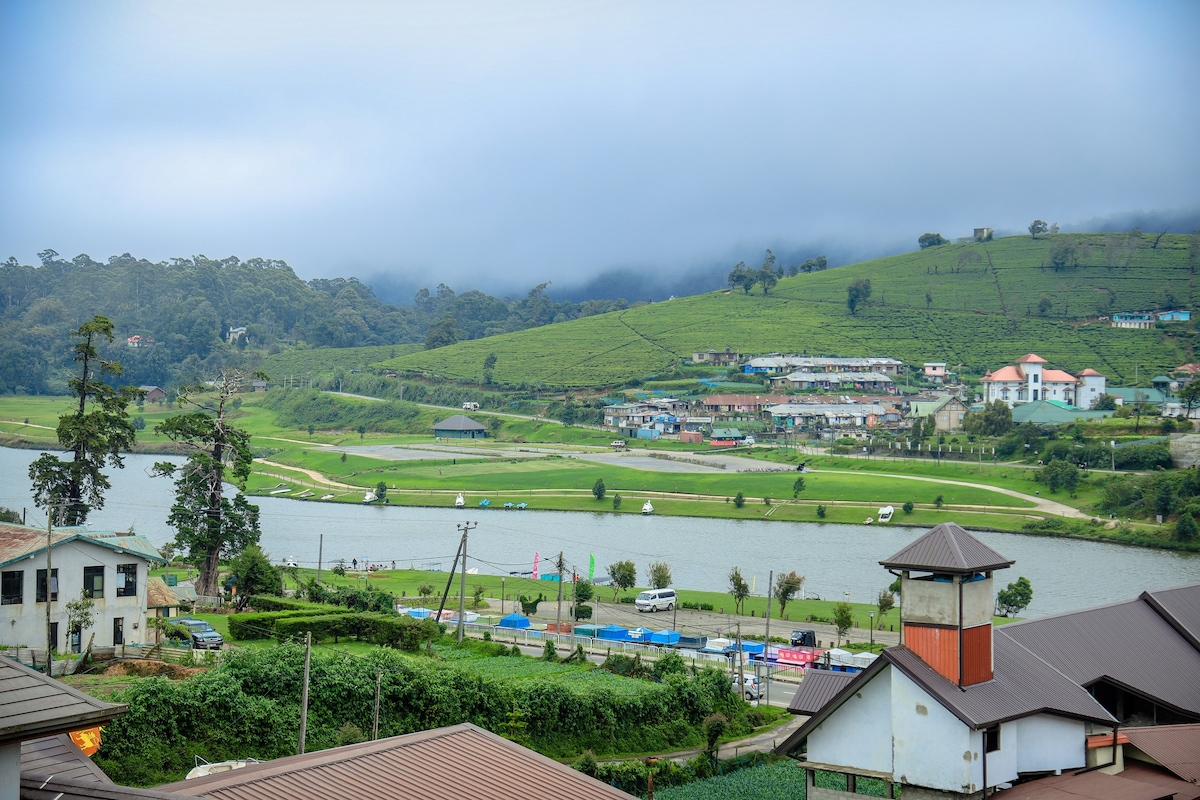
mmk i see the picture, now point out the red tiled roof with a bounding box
[1016,353,1048,363]
[1042,369,1079,383]
[981,365,1024,382]
[1079,368,1104,377]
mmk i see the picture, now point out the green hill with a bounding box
[377,232,1195,388]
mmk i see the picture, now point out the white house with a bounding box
[0,523,165,654]
[776,523,1118,799]
[980,354,1106,409]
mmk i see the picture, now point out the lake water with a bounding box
[2,447,1197,618]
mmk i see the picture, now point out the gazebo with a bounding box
[433,415,487,440]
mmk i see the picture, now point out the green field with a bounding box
[371,233,1190,388]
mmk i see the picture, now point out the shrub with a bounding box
[816,505,826,518]
[734,492,745,508]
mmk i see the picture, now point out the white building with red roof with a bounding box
[980,354,1106,409]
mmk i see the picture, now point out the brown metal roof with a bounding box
[985,769,1176,800]
[879,522,1015,573]
[786,670,858,715]
[21,733,113,784]
[999,589,1200,719]
[21,774,205,800]
[0,658,126,746]
[431,415,485,431]
[1122,723,1200,784]
[884,636,1115,729]
[158,723,636,800]
[1119,760,1200,800]
[1142,582,1200,651]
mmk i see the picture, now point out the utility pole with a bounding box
[298,631,312,754]
[456,522,477,643]
[764,570,772,707]
[372,669,382,740]
[554,551,565,634]
[45,508,55,677]
[316,533,323,583]
[736,623,746,703]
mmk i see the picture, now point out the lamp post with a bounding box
[869,611,875,652]
[501,577,506,615]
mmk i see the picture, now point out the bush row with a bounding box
[228,608,352,641]
[273,612,440,651]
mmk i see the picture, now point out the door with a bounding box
[113,617,124,646]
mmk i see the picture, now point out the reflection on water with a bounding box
[1,447,1196,617]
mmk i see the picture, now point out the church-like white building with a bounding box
[979,354,1106,409]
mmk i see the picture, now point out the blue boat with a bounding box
[503,502,514,509]
[478,499,491,507]
[516,503,528,509]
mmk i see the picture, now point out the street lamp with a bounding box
[869,611,875,652]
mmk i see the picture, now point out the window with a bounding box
[112,617,124,646]
[116,563,137,597]
[36,568,59,602]
[83,566,104,598]
[50,622,58,652]
[1,570,23,605]
[984,724,1001,753]
[1033,374,1040,383]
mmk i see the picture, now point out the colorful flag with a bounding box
[588,553,595,580]
[533,552,540,580]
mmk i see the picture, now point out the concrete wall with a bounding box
[807,664,894,775]
[892,669,975,794]
[961,579,993,627]
[901,576,991,628]
[0,541,150,651]
[1169,433,1200,468]
[1011,715,1087,775]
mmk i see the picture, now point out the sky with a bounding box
[2,1,1198,302]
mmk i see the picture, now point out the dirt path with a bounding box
[0,419,54,429]
[254,459,360,489]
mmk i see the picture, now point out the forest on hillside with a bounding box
[0,251,628,394]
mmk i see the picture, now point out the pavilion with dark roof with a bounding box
[432,415,487,439]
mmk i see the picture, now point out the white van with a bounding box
[462,402,480,411]
[635,589,677,613]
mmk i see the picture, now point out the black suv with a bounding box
[176,618,225,650]
[789,629,816,647]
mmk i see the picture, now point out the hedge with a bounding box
[245,595,338,613]
[228,609,353,641]
[272,612,440,651]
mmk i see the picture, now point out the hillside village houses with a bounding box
[0,522,165,656]
[743,355,904,375]
[980,354,1107,409]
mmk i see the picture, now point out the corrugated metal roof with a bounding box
[1119,761,1200,800]
[21,733,112,784]
[786,671,858,715]
[21,774,204,800]
[886,636,1114,729]
[0,658,126,746]
[1122,723,1200,784]
[999,588,1200,718]
[431,415,485,431]
[0,523,165,570]
[879,522,1014,573]
[985,769,1179,800]
[158,723,636,800]
[1142,583,1200,650]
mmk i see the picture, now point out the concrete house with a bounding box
[908,395,969,432]
[776,523,1118,799]
[1112,312,1155,329]
[923,363,948,383]
[137,385,167,404]
[980,354,1106,409]
[0,523,165,654]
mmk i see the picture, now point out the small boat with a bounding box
[642,501,654,515]
[363,491,376,503]
[320,494,335,500]
[297,491,314,498]
[864,517,874,525]
[503,502,514,509]
[479,499,491,507]
[269,488,291,495]
[455,493,465,508]
[877,505,894,523]
[516,502,528,510]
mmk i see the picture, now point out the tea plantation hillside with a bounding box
[377,233,1195,388]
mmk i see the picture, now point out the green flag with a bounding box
[588,553,595,580]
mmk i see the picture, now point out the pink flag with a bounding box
[533,552,540,580]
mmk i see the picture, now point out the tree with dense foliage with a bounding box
[648,561,672,589]
[1040,460,1081,495]
[375,481,388,502]
[1029,219,1049,239]
[728,567,750,614]
[918,232,948,249]
[773,571,805,617]
[65,590,96,645]
[876,589,895,623]
[733,491,745,508]
[592,478,606,501]
[424,313,458,349]
[28,315,140,526]
[1094,393,1118,411]
[1176,513,1198,542]
[934,494,944,508]
[846,278,872,315]
[996,576,1033,616]
[0,506,21,524]
[792,476,806,498]
[832,602,854,645]
[799,255,828,273]
[727,262,756,294]
[606,559,637,601]
[153,371,261,597]
[1048,239,1079,271]
[482,352,497,384]
[963,400,1013,437]
[902,501,914,514]
[228,545,283,608]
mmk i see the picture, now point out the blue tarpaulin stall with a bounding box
[597,625,631,641]
[405,607,434,618]
[498,613,531,629]
[739,641,765,655]
[650,629,680,646]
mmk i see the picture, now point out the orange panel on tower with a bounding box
[903,624,959,684]
[962,624,993,685]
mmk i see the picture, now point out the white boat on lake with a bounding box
[363,491,376,503]
[455,493,465,508]
[877,505,894,523]
[642,501,654,515]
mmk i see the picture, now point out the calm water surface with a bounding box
[2,447,1197,618]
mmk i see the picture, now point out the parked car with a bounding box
[732,674,762,700]
[176,618,224,650]
[790,629,816,647]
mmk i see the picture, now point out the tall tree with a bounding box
[728,566,750,614]
[154,371,261,597]
[606,559,637,602]
[846,278,872,315]
[996,576,1033,617]
[1028,220,1048,239]
[29,315,140,525]
[773,570,805,617]
[727,262,756,294]
[647,561,672,589]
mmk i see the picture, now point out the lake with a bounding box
[1,447,1197,617]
